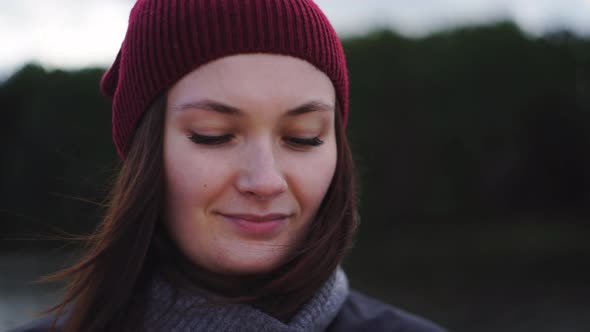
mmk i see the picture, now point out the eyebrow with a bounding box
[171,99,334,116]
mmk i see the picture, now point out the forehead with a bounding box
[167,54,336,112]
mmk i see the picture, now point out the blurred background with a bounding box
[1,0,589,331]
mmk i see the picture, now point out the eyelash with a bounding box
[188,133,324,147]
[285,136,324,147]
[189,133,233,145]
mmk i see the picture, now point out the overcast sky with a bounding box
[1,0,589,80]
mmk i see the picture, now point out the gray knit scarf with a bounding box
[142,267,349,332]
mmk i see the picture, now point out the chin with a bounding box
[219,262,278,275]
[209,247,288,275]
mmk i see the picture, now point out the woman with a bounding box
[14,0,446,331]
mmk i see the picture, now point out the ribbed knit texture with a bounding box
[101,0,349,158]
[143,267,349,331]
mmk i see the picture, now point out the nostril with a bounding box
[236,168,287,199]
[239,179,287,200]
[236,143,287,199]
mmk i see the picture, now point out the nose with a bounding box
[235,140,287,200]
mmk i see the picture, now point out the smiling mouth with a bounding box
[218,213,290,235]
[219,213,291,222]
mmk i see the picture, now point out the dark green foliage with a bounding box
[343,22,590,225]
[0,63,118,247]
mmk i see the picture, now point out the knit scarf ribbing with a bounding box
[143,267,349,332]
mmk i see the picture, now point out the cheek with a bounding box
[165,149,198,204]
[163,138,222,213]
[288,147,337,216]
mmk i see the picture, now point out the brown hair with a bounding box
[44,94,358,331]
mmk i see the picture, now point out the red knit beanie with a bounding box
[100,0,349,158]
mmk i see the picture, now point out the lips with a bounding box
[218,212,290,235]
[219,213,290,222]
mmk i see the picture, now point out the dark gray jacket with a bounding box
[327,290,446,332]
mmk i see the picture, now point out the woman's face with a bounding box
[163,54,337,274]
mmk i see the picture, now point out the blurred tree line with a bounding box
[1,21,589,250]
[346,22,590,224]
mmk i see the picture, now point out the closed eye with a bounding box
[189,133,233,145]
[284,136,324,147]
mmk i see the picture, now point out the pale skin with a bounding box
[163,54,337,275]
